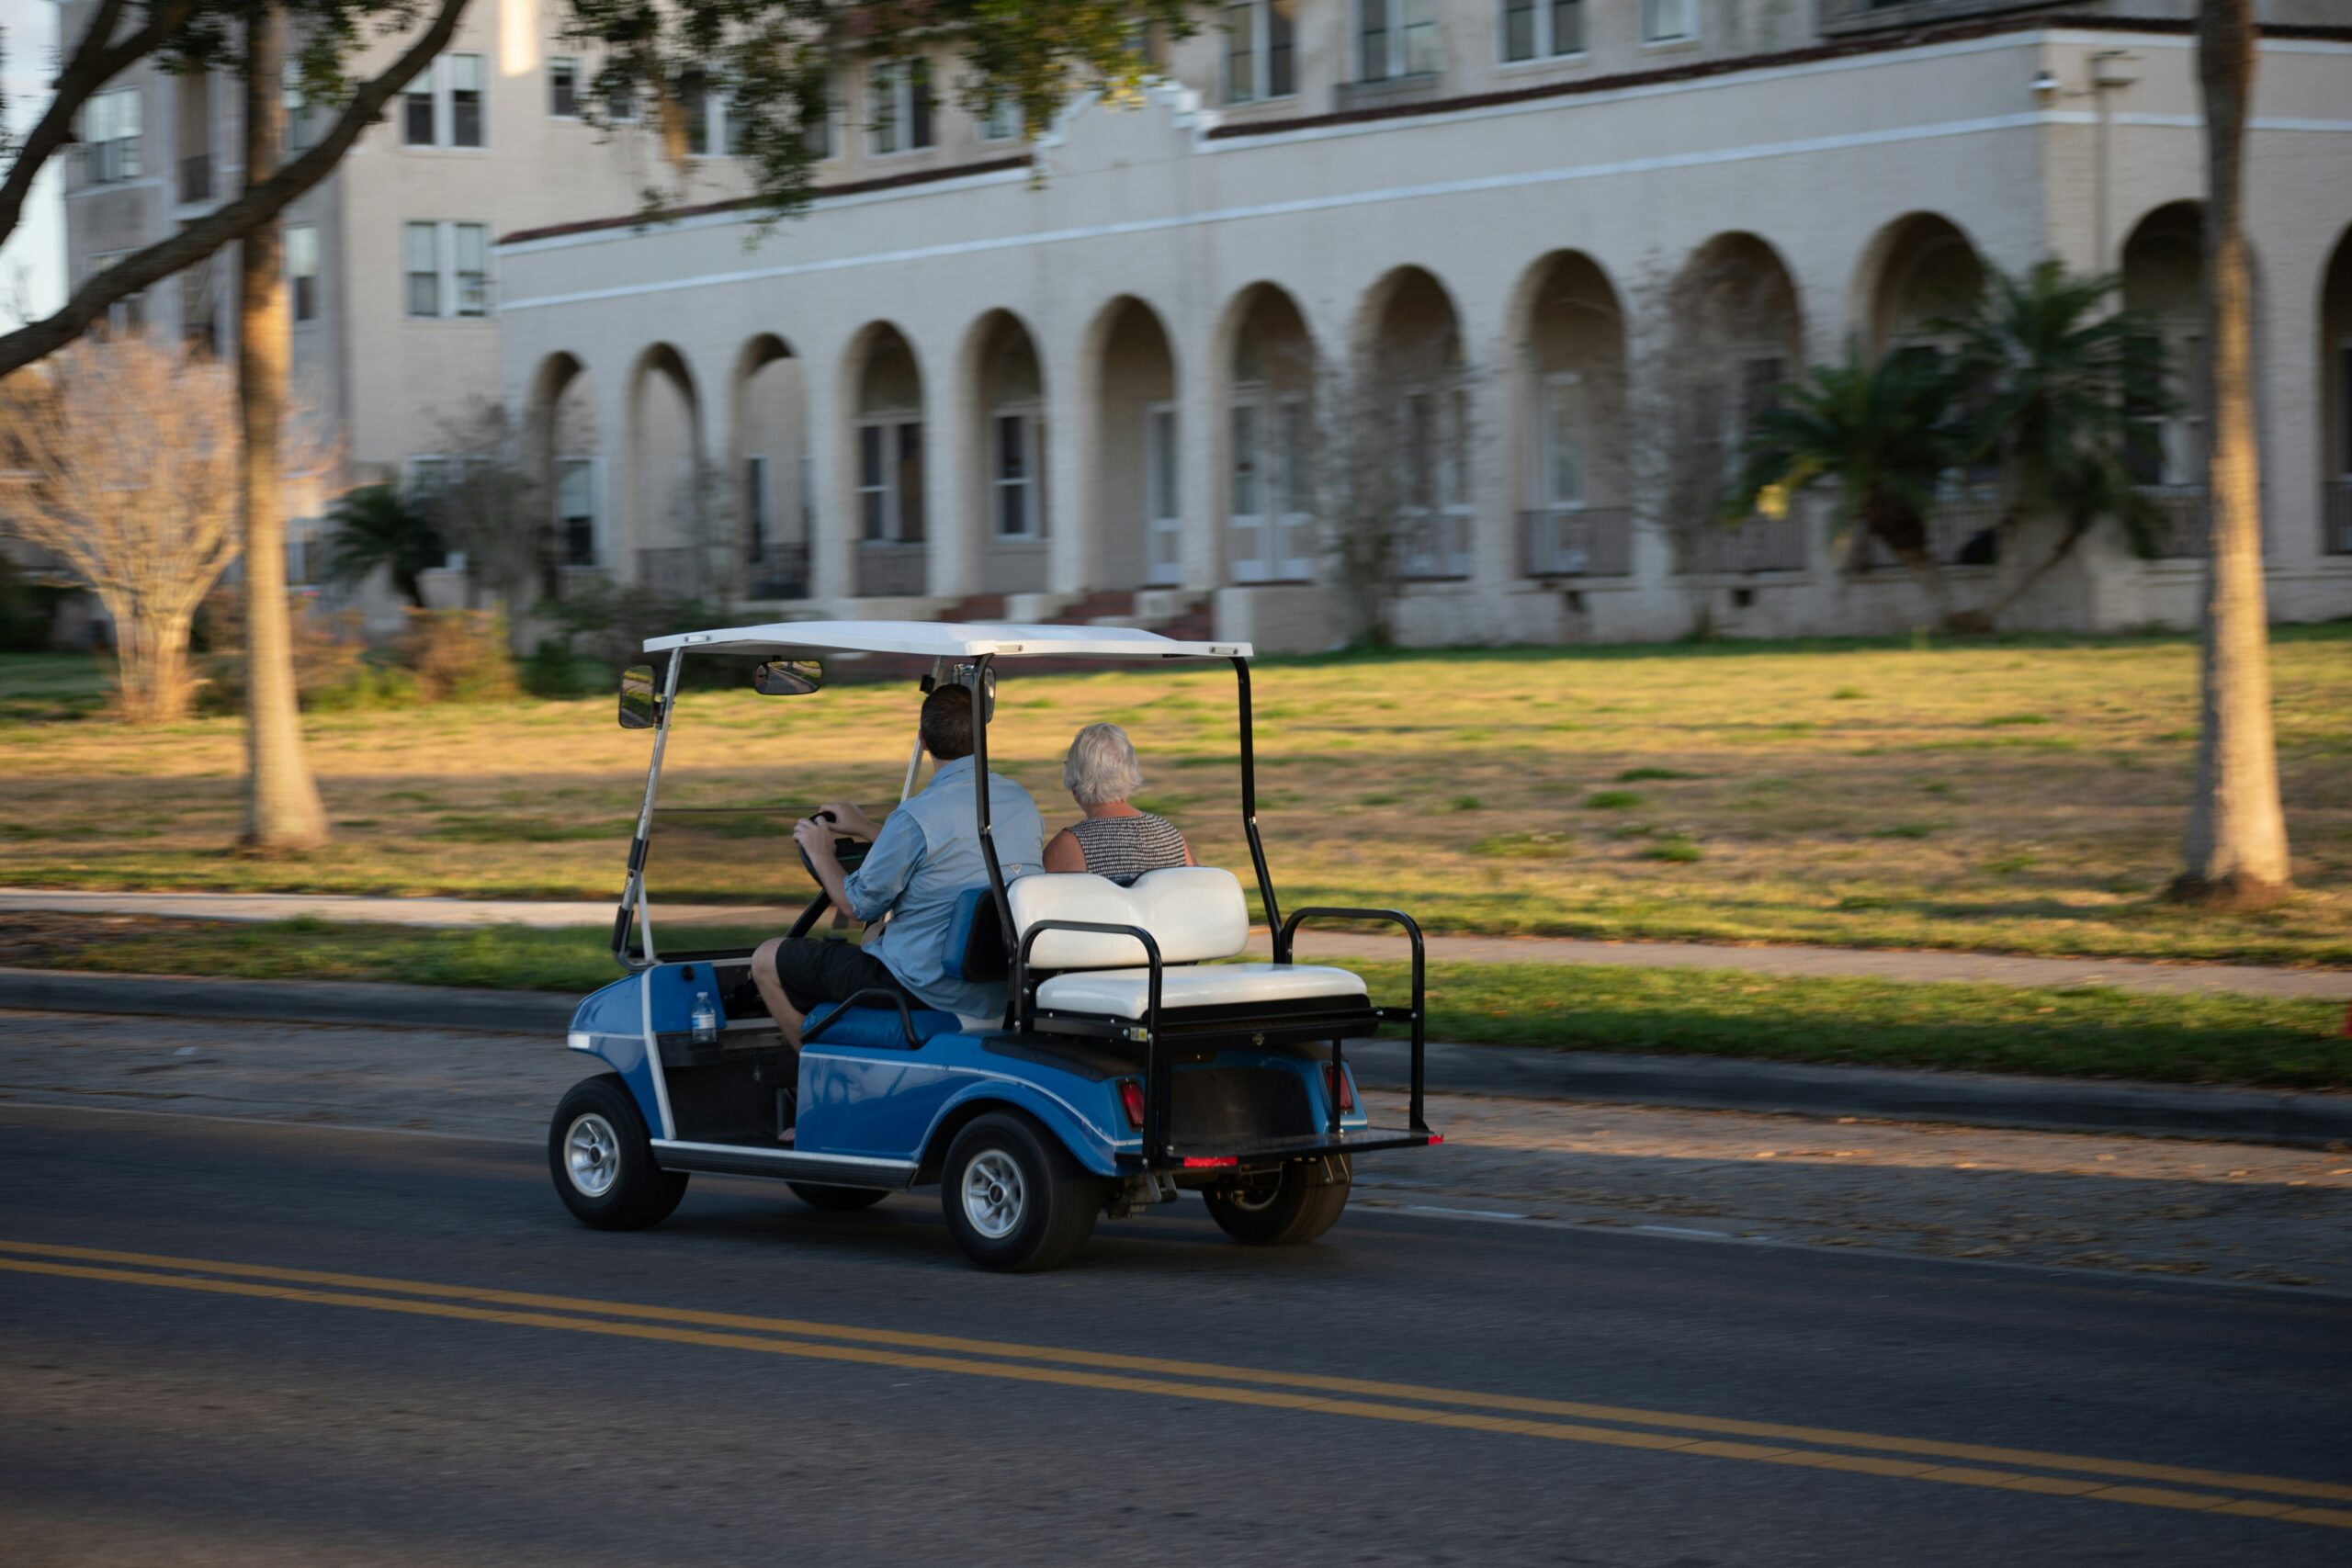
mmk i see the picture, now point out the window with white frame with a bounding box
[1223,1,1295,104]
[403,53,486,148]
[556,457,598,566]
[1641,0,1696,45]
[82,88,142,184]
[549,57,580,118]
[856,419,926,542]
[867,59,933,154]
[802,73,838,156]
[403,221,490,318]
[1228,389,1313,581]
[1540,371,1586,507]
[992,410,1043,537]
[1360,0,1442,82]
[1502,0,1582,62]
[87,252,146,335]
[981,92,1020,141]
[283,62,322,151]
[287,224,319,321]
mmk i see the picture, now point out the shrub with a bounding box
[197,595,372,715]
[1586,790,1645,810]
[1644,836,1704,863]
[522,637,605,699]
[399,609,519,703]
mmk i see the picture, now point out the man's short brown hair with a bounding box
[921,683,976,761]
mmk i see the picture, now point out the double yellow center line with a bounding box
[4,1236,2346,1531]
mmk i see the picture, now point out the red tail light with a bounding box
[1322,1064,1357,1113]
[1182,1156,1239,1168]
[1116,1079,1147,1129]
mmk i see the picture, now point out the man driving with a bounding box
[752,682,1045,1051]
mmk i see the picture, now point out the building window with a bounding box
[1641,0,1697,45]
[1145,402,1182,585]
[802,73,837,157]
[867,59,933,154]
[1540,372,1585,506]
[82,87,142,184]
[283,62,323,152]
[549,57,579,118]
[1224,1,1295,104]
[856,419,926,542]
[1361,0,1441,82]
[555,458,597,566]
[1502,0,1582,62]
[287,224,319,321]
[745,456,771,561]
[993,410,1043,537]
[87,252,146,336]
[404,221,490,319]
[404,54,486,148]
[404,223,440,316]
[981,93,1020,141]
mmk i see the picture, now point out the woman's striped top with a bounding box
[1069,812,1189,885]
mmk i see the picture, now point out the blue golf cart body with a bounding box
[548,621,1435,1269]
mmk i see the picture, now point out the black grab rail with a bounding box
[1018,918,1168,1156]
[1274,906,1428,1134]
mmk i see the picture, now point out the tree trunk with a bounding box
[2170,0,2290,908]
[238,9,329,851]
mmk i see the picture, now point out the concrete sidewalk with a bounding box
[5,887,2346,1000]
[6,965,2349,1148]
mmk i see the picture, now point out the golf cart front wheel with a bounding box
[1204,1157,1351,1246]
[939,1111,1101,1271]
[548,1074,688,1230]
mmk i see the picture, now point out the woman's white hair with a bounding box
[1063,722,1146,808]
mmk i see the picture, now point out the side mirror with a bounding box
[753,658,824,697]
[618,666,659,729]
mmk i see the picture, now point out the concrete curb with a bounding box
[6,966,2349,1148]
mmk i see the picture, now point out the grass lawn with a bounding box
[4,625,2350,964]
[16,915,2346,1089]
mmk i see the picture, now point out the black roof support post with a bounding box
[1233,656,1283,937]
[968,653,1019,1023]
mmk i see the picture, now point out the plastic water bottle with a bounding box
[691,991,718,1046]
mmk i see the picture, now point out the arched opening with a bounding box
[1860,213,1986,355]
[1362,265,1472,581]
[529,352,601,595]
[1660,232,1806,574]
[844,322,927,598]
[2322,226,2352,556]
[1510,251,1629,579]
[1221,283,1318,584]
[2122,202,2213,556]
[628,344,707,598]
[732,334,812,602]
[1088,297,1182,592]
[965,310,1049,596]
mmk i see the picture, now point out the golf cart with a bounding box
[549,621,1437,1270]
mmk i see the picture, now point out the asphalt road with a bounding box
[3,1102,2348,1566]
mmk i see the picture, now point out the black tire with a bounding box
[1204,1158,1351,1246]
[788,1182,890,1212]
[939,1111,1102,1271]
[548,1074,688,1230]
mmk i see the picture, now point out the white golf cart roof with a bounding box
[642,620,1250,660]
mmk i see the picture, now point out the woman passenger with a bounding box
[1044,722,1195,884]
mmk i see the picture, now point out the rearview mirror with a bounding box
[753,659,824,697]
[618,666,659,729]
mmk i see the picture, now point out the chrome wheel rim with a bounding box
[962,1149,1026,1239]
[565,1111,622,1198]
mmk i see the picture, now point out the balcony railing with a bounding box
[1396,506,1474,581]
[2327,480,2352,557]
[555,565,610,603]
[2135,484,2211,558]
[1854,492,2003,572]
[1519,507,1633,578]
[748,542,812,602]
[1685,513,1808,575]
[179,152,211,203]
[855,540,927,598]
[636,547,702,602]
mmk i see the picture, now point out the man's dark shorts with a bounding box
[764,938,919,1016]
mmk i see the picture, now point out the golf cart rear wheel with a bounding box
[548,1074,688,1230]
[1204,1158,1351,1246]
[788,1182,890,1212]
[940,1111,1101,1271]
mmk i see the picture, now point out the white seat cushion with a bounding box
[1035,963,1368,1021]
[1010,867,1250,970]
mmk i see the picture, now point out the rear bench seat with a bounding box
[1010,867,1367,1021]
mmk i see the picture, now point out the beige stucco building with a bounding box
[61,2,2352,648]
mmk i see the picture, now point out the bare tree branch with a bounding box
[0,0,471,379]
[0,0,197,251]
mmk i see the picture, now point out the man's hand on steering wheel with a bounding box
[792,816,842,868]
[814,800,878,841]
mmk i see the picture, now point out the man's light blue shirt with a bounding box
[844,755,1044,1020]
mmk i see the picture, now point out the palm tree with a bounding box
[323,484,443,608]
[2171,0,2290,908]
[1940,261,2170,626]
[1727,345,1970,627]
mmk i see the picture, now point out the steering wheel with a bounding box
[796,809,871,884]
